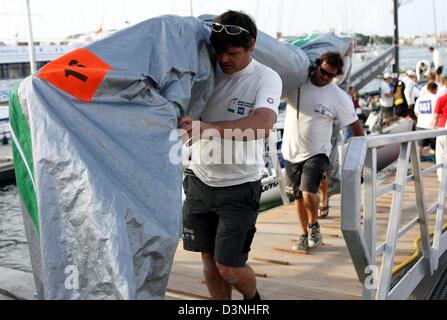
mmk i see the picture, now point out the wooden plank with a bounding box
[170,264,361,299]
[168,166,442,300]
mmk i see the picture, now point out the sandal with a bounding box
[318,205,329,219]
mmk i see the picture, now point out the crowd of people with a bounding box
[357,46,446,161]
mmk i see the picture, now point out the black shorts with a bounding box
[182,175,261,267]
[284,154,329,200]
[394,104,408,117]
[416,127,436,149]
[381,106,394,120]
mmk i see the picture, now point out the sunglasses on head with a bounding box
[319,65,338,79]
[210,22,250,36]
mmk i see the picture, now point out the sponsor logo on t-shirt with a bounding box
[314,104,332,117]
[227,97,238,113]
[267,97,274,104]
[226,97,254,114]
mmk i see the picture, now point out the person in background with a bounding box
[402,69,420,123]
[364,95,382,133]
[420,72,438,96]
[429,46,444,81]
[437,75,447,98]
[379,72,395,127]
[433,85,447,129]
[342,86,362,142]
[367,95,381,111]
[414,82,438,158]
[179,10,282,300]
[282,51,364,252]
[393,75,408,120]
[415,60,431,82]
[317,121,340,220]
[433,87,447,181]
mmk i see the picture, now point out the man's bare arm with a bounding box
[178,107,277,141]
[349,119,365,137]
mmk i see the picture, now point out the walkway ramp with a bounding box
[0,162,443,300]
[169,195,362,300]
[168,159,445,300]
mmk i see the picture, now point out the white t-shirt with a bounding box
[420,82,440,97]
[189,58,282,187]
[402,76,420,105]
[414,92,438,129]
[282,79,358,163]
[416,60,431,82]
[432,48,444,69]
[437,85,447,98]
[380,81,393,107]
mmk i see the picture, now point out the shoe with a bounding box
[292,234,308,252]
[421,155,435,163]
[244,290,265,301]
[308,223,322,248]
[318,205,329,219]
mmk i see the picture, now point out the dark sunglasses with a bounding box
[210,22,250,36]
[319,65,338,79]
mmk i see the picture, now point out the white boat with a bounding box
[0,27,115,106]
[0,45,75,106]
[0,105,9,137]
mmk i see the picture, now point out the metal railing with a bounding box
[342,129,447,300]
[264,128,290,205]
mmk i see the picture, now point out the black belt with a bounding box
[184,168,197,177]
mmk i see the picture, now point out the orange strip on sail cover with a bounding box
[37,48,112,102]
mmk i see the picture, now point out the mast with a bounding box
[276,0,284,39]
[24,0,36,74]
[432,0,438,45]
[392,0,399,74]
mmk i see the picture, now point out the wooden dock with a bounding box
[0,162,443,300]
[167,162,443,300]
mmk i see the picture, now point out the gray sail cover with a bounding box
[11,14,348,299]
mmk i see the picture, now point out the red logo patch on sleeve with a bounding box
[37,48,112,102]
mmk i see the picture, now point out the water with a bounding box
[0,46,444,273]
[0,185,32,272]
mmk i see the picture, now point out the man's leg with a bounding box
[285,160,309,251]
[300,155,328,248]
[318,172,329,218]
[302,191,320,226]
[295,197,309,235]
[215,263,257,300]
[183,176,226,299]
[202,253,232,300]
[436,135,446,181]
[212,180,262,300]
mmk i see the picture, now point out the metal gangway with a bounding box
[349,46,394,92]
[342,129,447,299]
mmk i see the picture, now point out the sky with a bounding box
[0,0,445,44]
